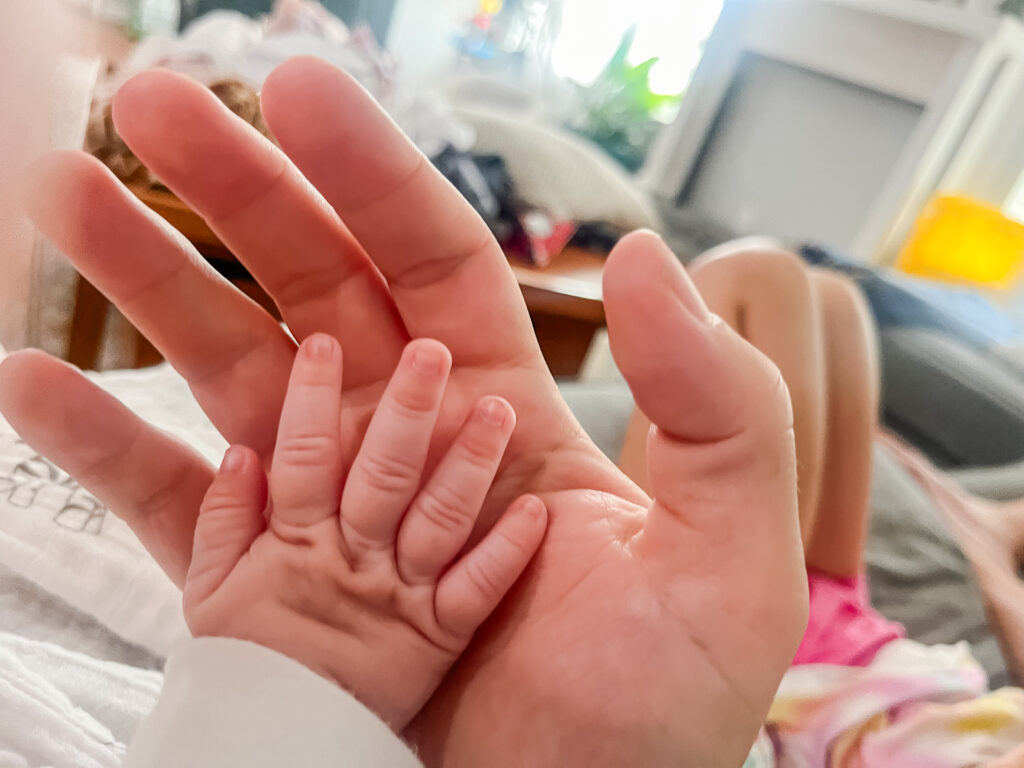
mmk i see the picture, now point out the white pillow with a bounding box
[453,106,660,232]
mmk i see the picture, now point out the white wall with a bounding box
[684,55,924,252]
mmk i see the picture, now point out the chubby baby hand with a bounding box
[182,334,548,729]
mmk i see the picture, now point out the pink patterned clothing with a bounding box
[753,640,1024,767]
[792,569,906,668]
[741,569,1024,767]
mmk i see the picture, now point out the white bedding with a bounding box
[0,359,228,663]
[0,630,160,767]
[0,358,230,761]
[0,563,160,672]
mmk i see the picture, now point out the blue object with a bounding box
[799,244,1019,349]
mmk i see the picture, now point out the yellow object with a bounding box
[897,195,1024,292]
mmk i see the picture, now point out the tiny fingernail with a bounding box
[221,446,247,474]
[477,397,508,427]
[411,346,445,376]
[522,496,545,519]
[305,334,336,359]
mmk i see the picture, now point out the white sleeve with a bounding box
[126,637,423,768]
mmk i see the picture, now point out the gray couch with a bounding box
[881,327,1024,468]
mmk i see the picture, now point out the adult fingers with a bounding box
[603,230,806,638]
[260,57,541,368]
[111,69,407,385]
[605,231,807,745]
[604,230,798,504]
[0,351,213,586]
[23,151,294,458]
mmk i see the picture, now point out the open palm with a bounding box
[0,58,806,766]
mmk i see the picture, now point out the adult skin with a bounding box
[0,57,806,765]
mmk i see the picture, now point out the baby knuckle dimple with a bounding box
[356,451,422,495]
[389,380,440,417]
[415,487,474,534]
[276,433,338,468]
[454,434,501,472]
[462,552,505,598]
[200,488,249,515]
[494,524,535,560]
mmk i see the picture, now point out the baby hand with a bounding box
[182,334,548,729]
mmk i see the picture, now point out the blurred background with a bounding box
[6,0,1024,721]
[4,0,1024,466]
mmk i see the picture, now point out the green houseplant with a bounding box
[567,25,683,172]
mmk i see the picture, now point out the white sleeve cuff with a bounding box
[126,637,423,768]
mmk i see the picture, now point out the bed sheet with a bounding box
[0,360,226,660]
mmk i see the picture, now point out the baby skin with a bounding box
[181,334,548,730]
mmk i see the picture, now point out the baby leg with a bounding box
[803,269,880,578]
[688,243,828,546]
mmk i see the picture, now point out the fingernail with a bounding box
[411,345,446,376]
[521,495,545,519]
[477,397,509,427]
[304,334,335,359]
[221,446,247,473]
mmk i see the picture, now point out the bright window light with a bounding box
[551,0,724,94]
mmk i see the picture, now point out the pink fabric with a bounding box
[792,569,905,668]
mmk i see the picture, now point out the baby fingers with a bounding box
[396,396,516,585]
[434,494,547,639]
[341,339,451,557]
[185,445,267,615]
[270,334,344,529]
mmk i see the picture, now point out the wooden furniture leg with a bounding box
[67,274,109,370]
[530,313,600,378]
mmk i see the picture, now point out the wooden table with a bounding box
[69,186,607,377]
[509,249,606,376]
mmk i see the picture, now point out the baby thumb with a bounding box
[184,446,266,615]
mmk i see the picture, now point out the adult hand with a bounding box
[0,58,805,765]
